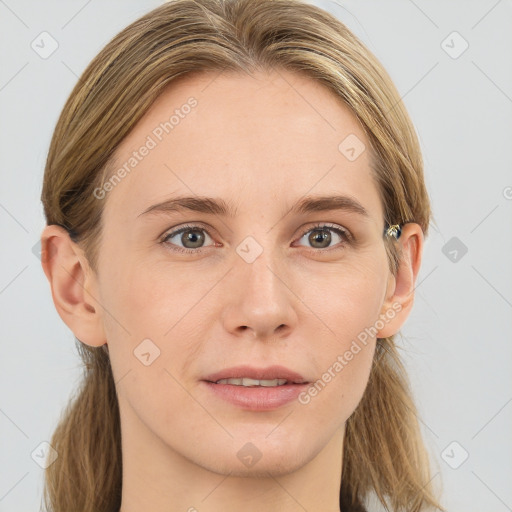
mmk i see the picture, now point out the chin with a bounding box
[207,449,311,478]
[194,431,317,478]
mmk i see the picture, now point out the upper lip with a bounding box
[203,365,308,384]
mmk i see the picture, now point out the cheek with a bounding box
[100,259,207,337]
[98,263,207,431]
[298,255,389,339]
[293,258,387,423]
[98,261,218,385]
[296,321,376,436]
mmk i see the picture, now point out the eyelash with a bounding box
[160,222,352,255]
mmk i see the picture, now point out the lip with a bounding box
[203,365,308,384]
[203,382,309,411]
[202,365,310,411]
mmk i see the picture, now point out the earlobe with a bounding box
[376,223,424,338]
[40,225,106,347]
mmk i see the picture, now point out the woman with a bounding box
[39,0,444,510]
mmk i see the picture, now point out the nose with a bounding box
[221,245,298,342]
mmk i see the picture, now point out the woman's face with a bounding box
[91,69,396,476]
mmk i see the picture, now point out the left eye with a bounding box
[161,223,350,254]
[295,224,350,250]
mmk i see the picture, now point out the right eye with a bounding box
[161,224,217,254]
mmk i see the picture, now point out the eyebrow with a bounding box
[138,194,370,219]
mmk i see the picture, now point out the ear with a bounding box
[376,223,424,338]
[40,225,106,347]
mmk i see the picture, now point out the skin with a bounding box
[41,69,423,512]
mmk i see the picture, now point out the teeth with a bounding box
[215,378,288,387]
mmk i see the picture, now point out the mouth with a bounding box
[203,364,308,384]
[213,377,290,387]
[202,365,310,411]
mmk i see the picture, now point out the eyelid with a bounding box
[297,222,351,241]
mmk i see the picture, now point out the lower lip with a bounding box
[202,381,309,411]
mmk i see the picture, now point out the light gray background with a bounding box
[1,1,511,511]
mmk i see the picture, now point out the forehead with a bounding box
[103,69,383,224]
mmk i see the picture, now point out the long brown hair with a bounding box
[41,0,443,510]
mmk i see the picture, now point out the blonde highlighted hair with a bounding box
[41,0,443,510]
